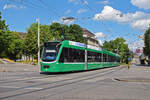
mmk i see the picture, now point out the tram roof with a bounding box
[61,40,120,57]
[44,40,120,57]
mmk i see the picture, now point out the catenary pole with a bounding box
[36,18,40,72]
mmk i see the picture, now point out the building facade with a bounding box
[82,28,100,47]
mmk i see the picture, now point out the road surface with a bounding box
[0,63,150,100]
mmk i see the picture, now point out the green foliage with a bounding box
[24,22,85,60]
[0,30,23,60]
[68,24,85,43]
[0,10,85,61]
[7,32,23,61]
[0,30,11,57]
[144,27,150,58]
[103,37,130,63]
[0,12,8,31]
[0,11,9,57]
[24,23,55,59]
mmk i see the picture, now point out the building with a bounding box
[82,28,100,47]
[18,32,25,39]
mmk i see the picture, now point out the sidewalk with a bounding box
[114,64,150,83]
[0,63,39,72]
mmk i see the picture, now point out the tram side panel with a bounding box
[57,47,85,72]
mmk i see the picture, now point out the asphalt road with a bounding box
[0,63,150,100]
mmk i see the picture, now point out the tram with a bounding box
[40,40,120,72]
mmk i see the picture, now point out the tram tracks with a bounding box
[0,74,58,84]
[0,72,40,81]
[0,66,124,100]
[0,67,120,84]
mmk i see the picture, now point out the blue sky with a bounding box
[1,0,150,51]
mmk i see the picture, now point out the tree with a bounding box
[24,23,53,60]
[0,30,23,60]
[68,24,85,43]
[24,22,86,61]
[0,11,8,31]
[49,22,63,40]
[0,30,11,57]
[143,27,150,59]
[103,37,130,63]
[0,11,9,57]
[49,23,85,42]
[7,32,23,61]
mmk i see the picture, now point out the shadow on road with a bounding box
[40,66,119,75]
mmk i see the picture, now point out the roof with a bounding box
[18,32,25,39]
[82,28,95,37]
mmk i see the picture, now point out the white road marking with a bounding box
[0,86,19,88]
[0,86,43,90]
[24,87,43,90]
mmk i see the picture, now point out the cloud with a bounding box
[52,20,60,23]
[61,17,75,24]
[94,6,150,31]
[20,5,26,9]
[95,32,106,38]
[128,40,144,52]
[3,4,26,10]
[77,9,87,14]
[62,20,75,24]
[98,39,103,46]
[131,19,150,31]
[68,0,73,2]
[131,0,150,9]
[68,0,79,5]
[3,4,17,10]
[97,0,110,5]
[65,9,71,14]
[68,0,88,5]
[83,1,88,5]
[68,0,76,3]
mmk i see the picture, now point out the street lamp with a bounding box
[36,18,40,72]
[83,34,88,70]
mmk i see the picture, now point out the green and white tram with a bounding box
[41,40,120,72]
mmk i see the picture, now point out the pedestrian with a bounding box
[128,57,131,69]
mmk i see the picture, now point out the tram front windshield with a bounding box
[42,42,60,62]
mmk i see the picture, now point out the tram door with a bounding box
[85,49,88,70]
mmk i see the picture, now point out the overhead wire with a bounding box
[38,0,61,18]
[8,0,61,19]
[79,0,142,45]
[8,0,42,9]
[79,0,115,35]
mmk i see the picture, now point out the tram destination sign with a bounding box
[87,45,102,51]
[69,41,102,51]
[69,41,86,48]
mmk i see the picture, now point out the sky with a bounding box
[0,0,150,51]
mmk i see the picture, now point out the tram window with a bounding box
[113,56,115,62]
[108,55,110,62]
[116,57,120,62]
[103,54,107,62]
[88,51,95,62]
[115,57,118,62]
[59,47,85,63]
[87,51,102,62]
[108,55,111,62]
[111,56,114,62]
